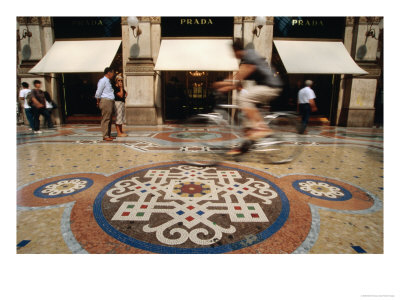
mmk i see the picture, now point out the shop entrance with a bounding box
[286,74,339,122]
[62,73,102,117]
[59,44,122,122]
[163,71,229,121]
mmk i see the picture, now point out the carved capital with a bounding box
[40,17,52,27]
[346,17,355,26]
[359,17,380,25]
[243,16,255,22]
[266,17,274,25]
[138,16,152,22]
[234,17,243,24]
[28,17,40,25]
[150,17,161,24]
[17,17,25,24]
[121,17,128,25]
[17,17,39,25]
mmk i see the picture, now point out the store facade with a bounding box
[17,16,383,127]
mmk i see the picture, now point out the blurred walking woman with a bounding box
[113,74,128,137]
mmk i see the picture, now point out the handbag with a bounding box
[44,91,58,109]
[50,99,58,109]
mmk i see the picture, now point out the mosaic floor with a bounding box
[16,123,384,254]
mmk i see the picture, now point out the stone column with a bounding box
[337,17,382,127]
[123,17,157,125]
[242,17,273,63]
[151,17,163,125]
[40,17,61,126]
[232,17,243,107]
[335,17,354,125]
[233,17,243,39]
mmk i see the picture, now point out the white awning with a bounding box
[29,40,121,73]
[154,39,239,71]
[273,40,367,74]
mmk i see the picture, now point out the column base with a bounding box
[339,108,375,127]
[126,107,158,125]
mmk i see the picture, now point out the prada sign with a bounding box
[53,17,122,39]
[161,17,233,37]
[274,17,345,39]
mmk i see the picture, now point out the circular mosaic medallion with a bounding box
[93,164,289,254]
[34,177,94,198]
[292,179,352,201]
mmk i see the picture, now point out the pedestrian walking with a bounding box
[297,80,317,134]
[44,91,57,128]
[30,80,54,133]
[95,67,116,141]
[19,82,34,130]
[113,74,128,137]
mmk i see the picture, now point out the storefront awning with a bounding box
[154,39,239,71]
[273,40,368,74]
[29,40,121,73]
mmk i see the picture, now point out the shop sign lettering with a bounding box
[162,17,233,37]
[292,19,324,26]
[71,19,104,26]
[180,18,214,25]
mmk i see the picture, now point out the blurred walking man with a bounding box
[95,67,116,141]
[297,80,317,134]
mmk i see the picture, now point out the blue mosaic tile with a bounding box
[351,245,367,253]
[17,240,31,248]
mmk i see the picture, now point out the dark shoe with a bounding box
[297,124,306,134]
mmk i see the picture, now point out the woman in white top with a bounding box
[19,82,34,130]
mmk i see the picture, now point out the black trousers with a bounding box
[31,107,53,131]
[298,103,311,134]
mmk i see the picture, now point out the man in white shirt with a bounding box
[297,80,317,134]
[95,67,116,141]
[19,82,34,130]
